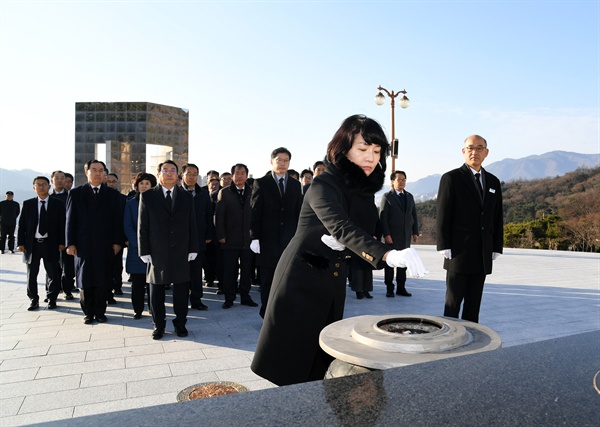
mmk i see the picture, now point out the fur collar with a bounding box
[325,156,385,196]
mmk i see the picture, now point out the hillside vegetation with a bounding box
[415,166,600,252]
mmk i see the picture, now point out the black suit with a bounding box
[182,183,215,307]
[17,197,65,304]
[215,183,253,303]
[436,164,503,322]
[66,183,124,318]
[0,199,20,252]
[379,189,419,293]
[250,172,303,317]
[51,190,75,295]
[138,185,199,330]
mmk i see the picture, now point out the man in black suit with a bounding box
[139,160,199,340]
[250,147,303,318]
[181,163,214,311]
[106,172,127,300]
[216,163,258,309]
[436,135,504,323]
[17,176,65,310]
[0,191,20,254]
[49,170,75,300]
[379,171,420,297]
[66,160,124,324]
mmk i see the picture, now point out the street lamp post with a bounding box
[374,86,410,172]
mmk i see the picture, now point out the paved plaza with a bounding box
[1,245,599,426]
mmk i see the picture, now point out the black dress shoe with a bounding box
[152,328,164,340]
[96,314,108,323]
[205,281,214,287]
[134,313,142,320]
[386,291,395,298]
[43,298,49,303]
[47,300,57,309]
[356,292,364,300]
[240,298,258,307]
[27,301,39,311]
[72,288,80,293]
[83,316,94,324]
[64,294,74,300]
[216,289,224,295]
[107,297,117,304]
[114,289,124,295]
[191,302,208,310]
[397,290,412,297]
[222,301,233,309]
[364,291,373,299]
[174,326,188,337]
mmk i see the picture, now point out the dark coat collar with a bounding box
[324,155,385,196]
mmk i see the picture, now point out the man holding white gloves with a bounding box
[138,160,199,339]
[436,135,504,323]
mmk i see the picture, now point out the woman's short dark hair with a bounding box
[134,172,157,189]
[325,115,390,171]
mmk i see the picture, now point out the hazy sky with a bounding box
[1,0,598,182]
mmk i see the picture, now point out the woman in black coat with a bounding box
[251,115,423,386]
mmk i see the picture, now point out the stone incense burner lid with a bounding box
[319,314,501,370]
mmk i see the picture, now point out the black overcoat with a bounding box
[184,183,214,252]
[215,183,252,250]
[251,158,391,386]
[17,197,65,264]
[66,183,124,288]
[379,189,419,250]
[249,172,303,268]
[138,185,199,285]
[436,164,503,275]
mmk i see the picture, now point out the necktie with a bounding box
[475,173,484,197]
[238,188,244,197]
[166,190,172,210]
[93,187,99,196]
[278,178,285,197]
[398,192,406,210]
[39,200,48,236]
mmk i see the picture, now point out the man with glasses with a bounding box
[250,147,303,318]
[436,135,504,323]
[66,160,124,324]
[17,176,65,310]
[138,160,199,340]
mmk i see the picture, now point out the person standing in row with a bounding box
[181,163,214,311]
[106,172,127,301]
[215,163,258,309]
[249,147,303,318]
[123,172,156,319]
[436,135,503,323]
[66,160,124,324]
[0,191,20,254]
[138,160,199,340]
[18,176,65,310]
[379,170,419,297]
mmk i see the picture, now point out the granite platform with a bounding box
[1,246,598,425]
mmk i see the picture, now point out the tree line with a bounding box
[414,166,600,252]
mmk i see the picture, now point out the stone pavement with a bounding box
[1,246,598,426]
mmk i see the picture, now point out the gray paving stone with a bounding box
[0,367,38,384]
[0,396,25,416]
[126,371,219,399]
[19,383,126,414]
[1,407,74,426]
[0,374,81,399]
[80,364,172,388]
[84,343,163,362]
[0,351,87,371]
[72,392,175,418]
[36,357,126,379]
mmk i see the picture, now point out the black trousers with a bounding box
[259,266,276,318]
[130,273,149,315]
[80,286,108,317]
[112,248,124,292]
[27,240,60,303]
[222,247,253,303]
[444,271,486,323]
[384,266,407,292]
[0,224,16,251]
[349,264,373,293]
[189,252,204,306]
[61,250,75,294]
[149,282,189,330]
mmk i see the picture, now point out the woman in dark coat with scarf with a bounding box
[251,115,427,386]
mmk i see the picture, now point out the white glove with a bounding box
[140,255,152,264]
[321,234,345,251]
[386,248,429,278]
[250,239,260,254]
[439,249,452,260]
[188,253,198,261]
[492,252,501,261]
